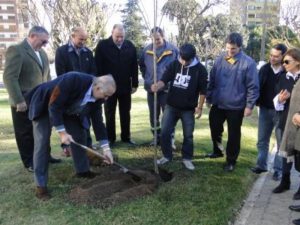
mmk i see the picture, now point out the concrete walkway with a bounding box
[234,149,300,225]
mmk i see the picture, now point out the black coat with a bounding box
[94,37,138,94]
[55,44,97,76]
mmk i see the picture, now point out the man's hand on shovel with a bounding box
[59,131,74,145]
[102,145,114,164]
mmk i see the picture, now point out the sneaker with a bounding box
[157,157,170,165]
[182,159,195,170]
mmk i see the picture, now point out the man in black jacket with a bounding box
[251,44,287,180]
[55,27,97,152]
[95,24,138,145]
[55,27,97,76]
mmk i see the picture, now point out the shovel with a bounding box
[70,141,142,182]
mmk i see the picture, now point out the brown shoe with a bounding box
[36,186,51,201]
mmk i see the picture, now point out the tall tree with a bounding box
[21,0,119,54]
[162,0,247,60]
[121,0,147,54]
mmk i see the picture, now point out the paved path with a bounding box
[234,149,300,225]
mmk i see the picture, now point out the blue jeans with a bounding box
[160,105,195,160]
[256,106,282,172]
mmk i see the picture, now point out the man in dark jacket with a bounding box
[251,44,287,180]
[26,72,116,200]
[151,44,208,170]
[206,32,259,172]
[55,27,97,153]
[55,27,96,76]
[95,24,138,145]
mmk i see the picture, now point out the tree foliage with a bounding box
[161,0,247,60]
[121,0,147,53]
[22,0,119,54]
[245,25,300,62]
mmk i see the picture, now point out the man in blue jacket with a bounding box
[140,27,178,146]
[26,72,116,200]
[206,32,259,172]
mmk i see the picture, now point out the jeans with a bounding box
[256,106,282,172]
[160,105,195,160]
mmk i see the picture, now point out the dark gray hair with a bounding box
[28,26,49,36]
[93,74,116,94]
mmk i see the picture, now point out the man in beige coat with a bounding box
[3,26,60,172]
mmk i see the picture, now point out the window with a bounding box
[248,5,256,10]
[10,34,17,38]
[248,14,255,18]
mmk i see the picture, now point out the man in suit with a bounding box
[95,24,138,146]
[3,26,60,172]
[55,27,96,76]
[26,72,116,200]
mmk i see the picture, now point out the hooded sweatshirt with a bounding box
[161,57,208,110]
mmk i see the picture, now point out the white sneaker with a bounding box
[157,157,170,165]
[182,159,195,170]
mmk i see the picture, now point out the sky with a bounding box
[106,0,229,39]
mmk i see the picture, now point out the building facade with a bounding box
[230,0,281,27]
[0,0,29,70]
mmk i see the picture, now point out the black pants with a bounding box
[11,107,34,168]
[209,105,244,165]
[104,92,131,143]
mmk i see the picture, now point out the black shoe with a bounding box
[272,171,281,181]
[76,171,97,179]
[289,205,300,212]
[223,163,235,172]
[250,167,268,174]
[122,139,136,146]
[272,175,290,193]
[49,156,62,164]
[293,218,300,225]
[205,152,224,158]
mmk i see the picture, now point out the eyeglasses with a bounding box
[283,60,295,65]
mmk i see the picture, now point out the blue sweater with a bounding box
[206,51,259,110]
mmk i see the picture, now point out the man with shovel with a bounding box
[26,72,116,200]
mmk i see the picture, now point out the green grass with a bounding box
[0,87,265,225]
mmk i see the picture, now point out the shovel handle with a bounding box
[71,141,128,173]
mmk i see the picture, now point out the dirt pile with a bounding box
[68,166,159,208]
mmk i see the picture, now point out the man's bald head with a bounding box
[71,27,88,49]
[111,24,125,47]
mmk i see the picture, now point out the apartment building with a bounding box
[230,0,281,26]
[0,0,29,69]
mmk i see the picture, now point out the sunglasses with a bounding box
[41,40,48,45]
[283,60,294,65]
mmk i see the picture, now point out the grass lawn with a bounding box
[0,87,263,225]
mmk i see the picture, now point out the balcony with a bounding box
[0,18,16,23]
[0,9,15,13]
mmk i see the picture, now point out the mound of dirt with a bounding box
[68,166,159,208]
